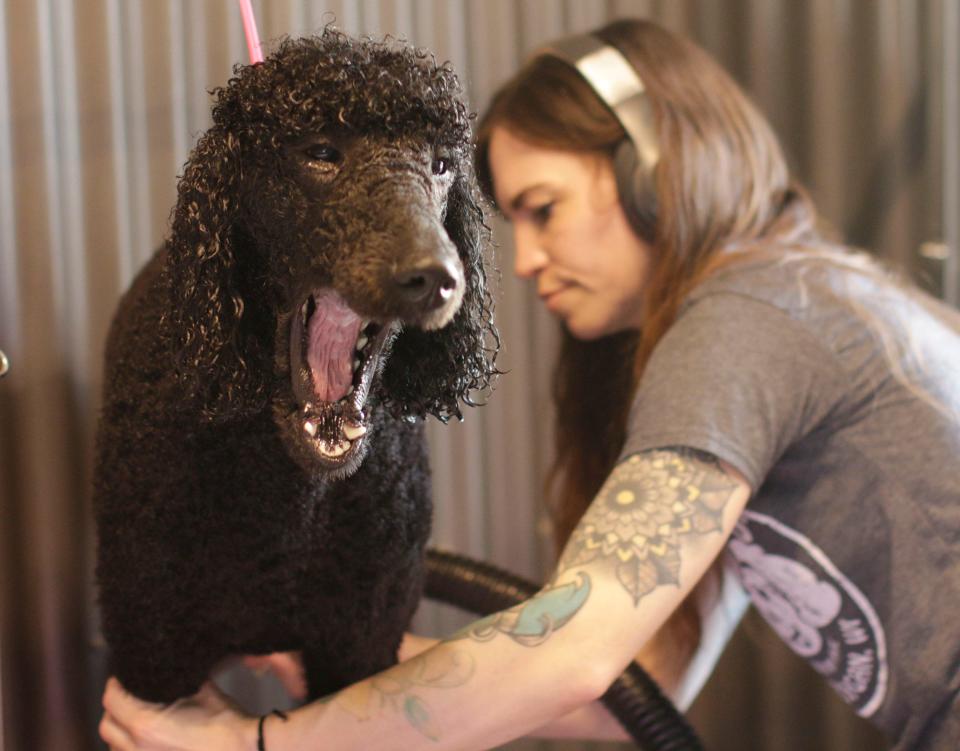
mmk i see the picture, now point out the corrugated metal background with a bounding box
[0,1,956,749]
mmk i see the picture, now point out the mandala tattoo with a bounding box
[558,448,738,606]
[448,573,591,646]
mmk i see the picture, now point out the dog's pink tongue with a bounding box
[307,290,362,402]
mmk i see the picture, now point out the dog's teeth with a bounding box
[346,384,354,395]
[304,420,317,437]
[353,357,360,371]
[356,335,368,351]
[303,402,314,414]
[319,439,350,458]
[342,423,367,440]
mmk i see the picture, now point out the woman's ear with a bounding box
[382,173,500,421]
[164,128,266,420]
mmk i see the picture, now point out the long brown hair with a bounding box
[476,19,818,666]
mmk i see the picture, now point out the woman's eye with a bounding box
[431,157,450,176]
[532,203,554,225]
[304,144,342,163]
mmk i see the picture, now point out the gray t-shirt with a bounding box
[621,248,960,749]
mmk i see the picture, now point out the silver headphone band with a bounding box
[541,34,660,175]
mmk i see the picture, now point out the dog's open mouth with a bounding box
[289,288,398,465]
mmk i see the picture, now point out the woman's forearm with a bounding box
[268,629,603,751]
[398,632,629,742]
[266,569,696,750]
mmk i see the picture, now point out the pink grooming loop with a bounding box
[237,0,264,64]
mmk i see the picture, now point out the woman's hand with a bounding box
[99,678,257,751]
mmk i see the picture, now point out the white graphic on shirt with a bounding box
[726,510,888,717]
[733,543,842,657]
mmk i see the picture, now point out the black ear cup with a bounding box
[613,140,657,235]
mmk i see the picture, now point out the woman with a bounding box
[100,19,959,751]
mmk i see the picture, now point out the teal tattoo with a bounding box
[404,695,435,740]
[449,573,592,646]
[558,449,738,606]
[330,647,475,741]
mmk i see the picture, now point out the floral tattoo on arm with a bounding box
[448,448,739,651]
[558,448,739,606]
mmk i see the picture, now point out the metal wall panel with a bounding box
[1,1,956,749]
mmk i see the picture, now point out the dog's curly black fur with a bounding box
[93,28,498,704]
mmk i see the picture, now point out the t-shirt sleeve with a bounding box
[620,293,846,490]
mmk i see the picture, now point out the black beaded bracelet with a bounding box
[257,709,288,751]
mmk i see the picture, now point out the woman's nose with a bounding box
[512,228,549,279]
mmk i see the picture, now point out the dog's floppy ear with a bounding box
[164,127,266,420]
[382,172,501,421]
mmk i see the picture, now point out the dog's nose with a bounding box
[393,260,460,311]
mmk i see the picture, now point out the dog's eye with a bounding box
[431,157,450,176]
[304,144,342,164]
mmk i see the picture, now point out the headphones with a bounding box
[541,33,659,232]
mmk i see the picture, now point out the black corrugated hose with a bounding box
[424,548,705,751]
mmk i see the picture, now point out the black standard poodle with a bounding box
[92,28,498,704]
